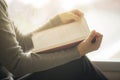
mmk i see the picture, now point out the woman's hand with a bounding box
[59,9,84,24]
[33,9,83,34]
[77,30,103,56]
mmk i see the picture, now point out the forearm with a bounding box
[6,47,80,77]
[32,15,63,33]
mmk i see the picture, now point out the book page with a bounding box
[32,17,90,53]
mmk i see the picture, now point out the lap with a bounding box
[17,56,107,80]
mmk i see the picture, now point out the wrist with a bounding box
[77,46,85,57]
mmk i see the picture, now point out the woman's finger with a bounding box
[69,12,80,21]
[85,30,96,43]
[71,9,84,17]
[95,33,103,47]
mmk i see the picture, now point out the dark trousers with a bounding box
[17,56,108,80]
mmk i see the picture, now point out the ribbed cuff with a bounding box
[50,15,63,27]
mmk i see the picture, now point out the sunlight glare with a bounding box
[60,0,97,11]
[18,0,50,8]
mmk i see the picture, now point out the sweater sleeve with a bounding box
[32,15,63,33]
[0,0,81,77]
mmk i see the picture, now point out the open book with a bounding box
[32,17,90,53]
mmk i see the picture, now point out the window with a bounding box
[6,0,120,61]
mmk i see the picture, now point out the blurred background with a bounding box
[6,0,120,61]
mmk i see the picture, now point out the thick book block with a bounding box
[32,17,90,53]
